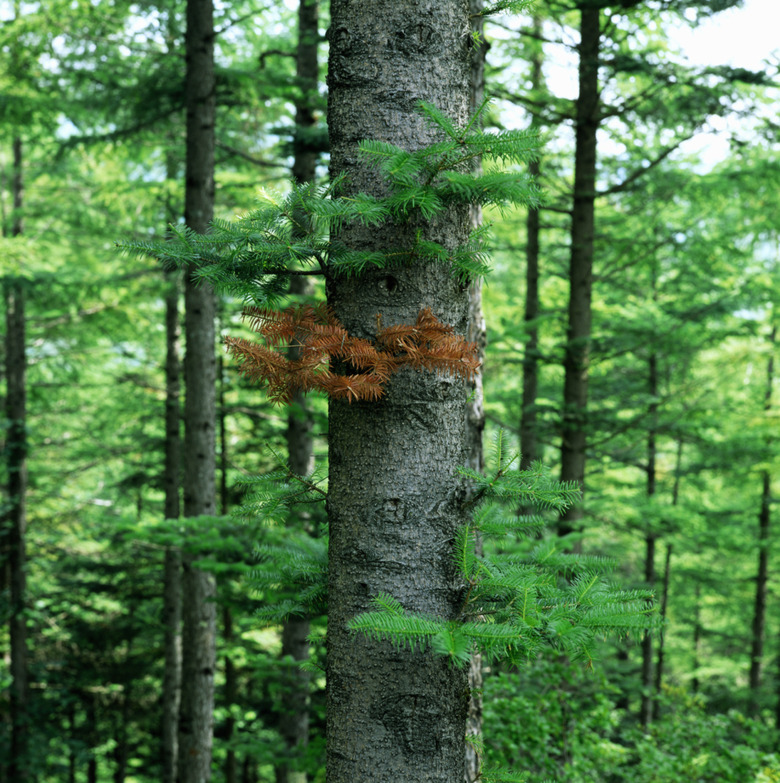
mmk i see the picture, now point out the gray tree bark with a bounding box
[179,0,218,780]
[559,8,600,540]
[326,2,471,781]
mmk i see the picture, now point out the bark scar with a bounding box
[372,694,441,757]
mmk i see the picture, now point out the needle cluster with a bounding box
[225,303,480,404]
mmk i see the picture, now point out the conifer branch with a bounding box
[119,98,542,300]
[348,434,658,667]
[225,304,480,404]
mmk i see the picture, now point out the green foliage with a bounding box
[483,659,625,782]
[119,99,541,300]
[485,668,780,783]
[623,689,780,783]
[348,432,657,668]
[235,444,328,525]
[252,532,328,624]
[477,0,536,17]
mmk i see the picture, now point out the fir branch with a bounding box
[346,593,445,652]
[120,99,542,298]
[431,624,473,665]
[477,0,535,17]
[228,304,479,404]
[477,767,529,783]
[349,432,657,669]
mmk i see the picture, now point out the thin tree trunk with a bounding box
[291,0,319,188]
[653,439,681,717]
[275,5,319,782]
[162,269,183,783]
[179,0,218,780]
[520,15,544,472]
[113,685,131,783]
[276,619,311,783]
[87,696,98,783]
[775,622,780,730]
[692,581,701,694]
[748,325,775,716]
[653,542,672,717]
[223,606,238,783]
[68,707,77,783]
[465,3,486,782]
[326,2,471,781]
[559,8,600,539]
[218,353,239,783]
[5,134,30,783]
[640,350,658,727]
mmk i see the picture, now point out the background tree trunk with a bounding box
[326,2,471,780]
[275,5,319,782]
[465,2,487,779]
[559,8,600,540]
[161,233,183,782]
[520,15,544,472]
[748,324,775,716]
[178,0,218,779]
[692,581,702,694]
[5,133,30,783]
[640,350,658,727]
[653,542,672,716]
[218,353,239,783]
[654,438,682,714]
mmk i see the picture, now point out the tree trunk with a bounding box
[465,3,486,781]
[692,581,701,694]
[113,685,131,783]
[520,15,544,472]
[179,0,218,780]
[559,8,600,539]
[464,286,485,783]
[162,270,183,783]
[326,2,471,781]
[275,5,319,782]
[276,620,311,783]
[223,607,238,783]
[291,0,319,188]
[218,352,239,783]
[5,134,30,783]
[748,325,775,716]
[87,694,98,783]
[640,351,658,727]
[653,437,682,717]
[653,542,672,718]
[162,548,183,782]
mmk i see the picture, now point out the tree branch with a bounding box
[598,137,693,197]
[215,141,283,170]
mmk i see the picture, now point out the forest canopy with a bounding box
[1,0,779,781]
